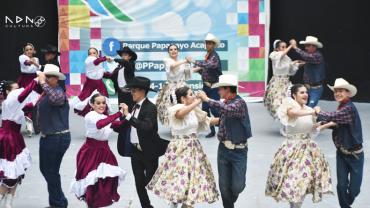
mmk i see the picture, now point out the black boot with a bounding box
[205,126,216,138]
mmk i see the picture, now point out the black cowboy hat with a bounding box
[116,46,137,61]
[40,44,60,55]
[124,76,156,92]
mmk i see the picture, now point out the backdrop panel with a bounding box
[270,0,370,102]
[0,0,58,82]
[58,0,267,98]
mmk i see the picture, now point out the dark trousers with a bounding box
[202,85,220,133]
[217,143,248,208]
[131,148,159,208]
[39,133,71,208]
[336,150,364,208]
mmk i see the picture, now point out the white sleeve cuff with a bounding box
[125,113,132,120]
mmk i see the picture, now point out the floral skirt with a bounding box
[265,133,333,203]
[264,75,291,119]
[147,134,219,206]
[156,81,186,126]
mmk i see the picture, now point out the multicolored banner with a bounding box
[58,0,267,97]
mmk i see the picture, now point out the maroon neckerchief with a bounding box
[337,98,350,110]
[223,94,237,104]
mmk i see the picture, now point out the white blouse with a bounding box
[19,54,40,74]
[163,58,191,83]
[269,51,299,76]
[168,104,210,136]
[84,111,115,141]
[85,56,104,80]
[1,88,37,124]
[277,98,316,135]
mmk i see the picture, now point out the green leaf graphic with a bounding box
[100,0,133,22]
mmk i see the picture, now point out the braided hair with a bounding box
[0,80,16,98]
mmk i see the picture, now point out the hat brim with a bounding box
[40,49,60,55]
[37,71,66,80]
[123,84,157,92]
[205,39,220,47]
[299,41,323,48]
[117,50,137,61]
[211,83,245,89]
[327,84,357,97]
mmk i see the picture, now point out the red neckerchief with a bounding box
[205,53,210,61]
[223,94,237,104]
[337,98,350,110]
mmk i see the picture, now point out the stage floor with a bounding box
[13,100,370,208]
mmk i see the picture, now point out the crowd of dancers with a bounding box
[0,33,365,208]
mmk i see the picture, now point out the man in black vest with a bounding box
[189,33,223,138]
[316,78,364,208]
[106,46,136,110]
[198,74,252,208]
[37,64,70,208]
[117,76,168,208]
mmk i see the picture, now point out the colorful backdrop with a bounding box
[58,0,267,98]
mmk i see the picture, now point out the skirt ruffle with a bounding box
[0,121,31,187]
[70,138,126,207]
[147,134,219,205]
[264,75,291,120]
[70,78,109,117]
[265,134,333,203]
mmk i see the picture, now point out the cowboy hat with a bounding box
[116,46,137,61]
[40,44,60,55]
[328,78,357,97]
[205,33,220,47]
[299,36,323,48]
[212,74,244,89]
[37,64,66,80]
[124,76,156,92]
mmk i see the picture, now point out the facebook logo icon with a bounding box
[103,38,120,56]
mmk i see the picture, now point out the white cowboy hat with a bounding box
[212,74,244,89]
[205,33,220,47]
[328,78,357,97]
[299,36,323,48]
[37,64,66,80]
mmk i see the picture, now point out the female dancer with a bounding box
[265,84,334,208]
[156,44,192,126]
[70,93,126,207]
[18,43,42,136]
[0,80,36,207]
[264,40,305,120]
[18,43,41,88]
[148,86,219,208]
[70,47,113,117]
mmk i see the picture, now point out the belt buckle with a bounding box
[224,141,235,150]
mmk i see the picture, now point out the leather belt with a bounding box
[339,147,363,160]
[222,140,247,150]
[305,84,322,89]
[133,143,142,151]
[41,129,70,137]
